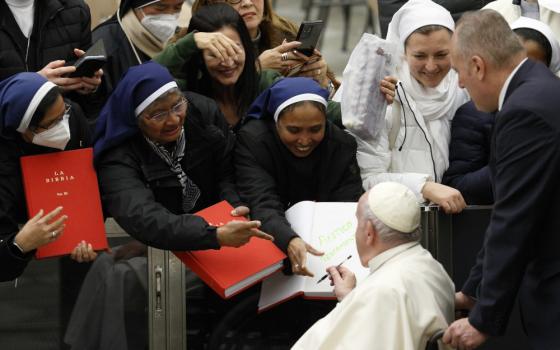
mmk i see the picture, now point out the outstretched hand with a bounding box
[422,182,467,214]
[217,220,273,247]
[287,237,324,277]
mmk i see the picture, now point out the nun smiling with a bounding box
[94,61,272,251]
[235,77,364,277]
[349,0,469,214]
[0,73,96,282]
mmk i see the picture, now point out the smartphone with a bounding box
[295,20,324,57]
[69,56,106,78]
[68,39,107,78]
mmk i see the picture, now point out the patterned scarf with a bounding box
[144,128,200,212]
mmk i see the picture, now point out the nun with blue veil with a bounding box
[93,61,272,251]
[0,73,96,282]
[235,77,364,277]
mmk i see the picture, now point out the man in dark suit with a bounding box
[443,9,560,349]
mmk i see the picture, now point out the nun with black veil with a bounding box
[0,73,97,282]
[235,77,364,277]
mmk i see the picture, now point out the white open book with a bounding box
[258,201,370,312]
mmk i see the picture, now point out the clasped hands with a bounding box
[37,48,102,95]
[442,291,488,350]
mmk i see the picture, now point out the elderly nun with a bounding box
[348,0,469,214]
[235,77,363,277]
[0,73,96,281]
[94,61,272,251]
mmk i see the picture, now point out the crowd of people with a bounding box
[1,0,559,349]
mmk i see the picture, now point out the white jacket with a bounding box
[350,70,468,200]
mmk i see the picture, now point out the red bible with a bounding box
[174,201,286,299]
[20,148,108,259]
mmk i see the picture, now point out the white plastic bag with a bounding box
[341,33,397,140]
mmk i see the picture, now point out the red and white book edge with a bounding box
[173,200,286,299]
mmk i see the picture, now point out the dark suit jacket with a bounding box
[443,101,494,204]
[462,60,560,348]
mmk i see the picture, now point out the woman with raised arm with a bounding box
[154,4,342,131]
[184,0,335,88]
[349,0,469,214]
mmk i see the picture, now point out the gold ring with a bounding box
[294,264,300,269]
[281,52,289,61]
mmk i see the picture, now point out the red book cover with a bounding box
[20,148,108,259]
[173,201,286,299]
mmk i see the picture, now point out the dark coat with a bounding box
[442,101,494,204]
[0,0,91,80]
[462,60,560,348]
[0,103,91,281]
[91,16,150,110]
[96,91,242,251]
[378,0,493,37]
[235,119,364,253]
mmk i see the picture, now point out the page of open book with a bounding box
[258,202,370,311]
[304,202,368,296]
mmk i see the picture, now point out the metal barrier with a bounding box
[419,206,531,350]
[0,219,186,350]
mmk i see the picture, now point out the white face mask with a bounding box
[32,113,71,150]
[140,11,180,43]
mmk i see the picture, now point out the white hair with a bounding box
[363,201,421,244]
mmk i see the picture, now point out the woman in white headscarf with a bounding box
[483,0,560,42]
[511,16,560,73]
[352,0,468,213]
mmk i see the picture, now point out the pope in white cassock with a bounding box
[292,182,455,350]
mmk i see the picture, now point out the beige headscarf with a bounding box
[120,9,165,59]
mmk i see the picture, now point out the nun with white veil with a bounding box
[350,0,469,213]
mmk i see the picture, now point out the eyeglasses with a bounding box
[31,103,71,134]
[144,99,188,123]
[213,0,243,5]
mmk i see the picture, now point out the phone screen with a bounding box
[296,20,324,56]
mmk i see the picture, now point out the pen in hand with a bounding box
[317,255,352,284]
